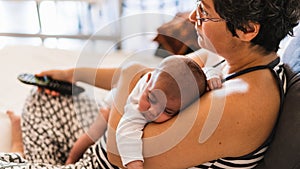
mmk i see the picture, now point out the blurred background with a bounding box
[0,0,196,150]
[0,0,197,117]
[0,0,194,53]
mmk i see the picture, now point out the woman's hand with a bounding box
[35,68,75,96]
[65,133,95,164]
[36,68,75,83]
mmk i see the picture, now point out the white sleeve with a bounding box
[102,88,117,108]
[116,75,148,167]
[202,66,223,80]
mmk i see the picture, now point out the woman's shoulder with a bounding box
[191,75,279,157]
[197,69,280,153]
[222,67,280,119]
[217,68,280,150]
[139,65,282,168]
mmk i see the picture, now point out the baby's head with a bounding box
[138,55,207,123]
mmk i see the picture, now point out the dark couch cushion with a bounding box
[255,65,300,169]
[282,26,300,73]
[255,24,300,169]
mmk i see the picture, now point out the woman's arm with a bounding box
[73,67,120,90]
[107,68,280,168]
[37,67,120,90]
[187,49,223,67]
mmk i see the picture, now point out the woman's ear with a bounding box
[189,9,197,23]
[236,22,260,41]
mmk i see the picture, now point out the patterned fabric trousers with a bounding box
[0,90,105,169]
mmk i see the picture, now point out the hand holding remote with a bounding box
[18,73,85,96]
[36,69,75,84]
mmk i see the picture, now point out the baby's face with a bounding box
[138,74,180,123]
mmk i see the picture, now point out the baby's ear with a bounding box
[146,73,152,82]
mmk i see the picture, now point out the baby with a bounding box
[116,55,211,169]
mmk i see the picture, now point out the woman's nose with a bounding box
[189,9,197,23]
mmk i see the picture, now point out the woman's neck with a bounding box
[223,47,278,74]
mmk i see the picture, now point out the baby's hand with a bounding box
[126,160,143,169]
[207,77,222,90]
[202,66,223,90]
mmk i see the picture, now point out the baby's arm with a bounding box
[116,75,149,168]
[116,103,147,168]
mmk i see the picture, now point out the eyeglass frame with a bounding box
[195,0,225,26]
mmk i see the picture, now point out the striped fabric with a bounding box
[194,146,268,169]
[91,133,119,169]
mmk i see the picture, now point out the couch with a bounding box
[255,25,300,169]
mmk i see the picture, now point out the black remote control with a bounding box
[17,73,85,95]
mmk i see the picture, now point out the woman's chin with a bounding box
[198,39,218,54]
[197,36,208,49]
[197,36,203,45]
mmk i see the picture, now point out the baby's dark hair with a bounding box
[213,0,300,53]
[155,55,207,106]
[181,57,207,97]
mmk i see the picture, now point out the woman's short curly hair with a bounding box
[213,0,300,53]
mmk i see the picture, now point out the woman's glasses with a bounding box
[195,1,224,26]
